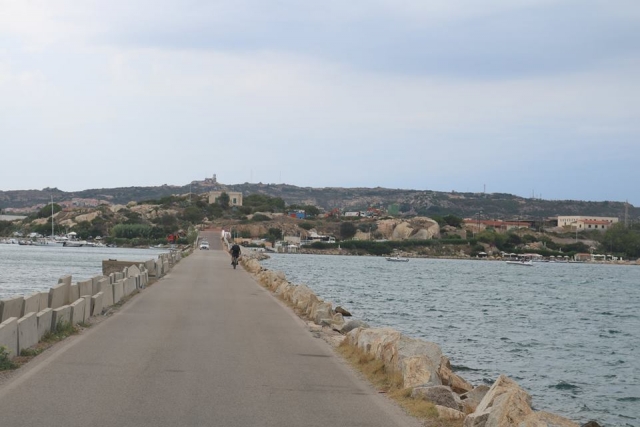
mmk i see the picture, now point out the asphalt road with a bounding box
[0,231,422,427]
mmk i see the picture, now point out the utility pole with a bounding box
[625,200,629,227]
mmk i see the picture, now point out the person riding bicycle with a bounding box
[230,243,241,265]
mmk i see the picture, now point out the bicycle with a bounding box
[231,255,239,269]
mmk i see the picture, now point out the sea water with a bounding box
[0,244,166,299]
[262,254,640,426]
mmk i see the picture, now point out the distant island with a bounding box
[0,176,636,221]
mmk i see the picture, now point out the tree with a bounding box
[37,203,62,218]
[182,206,205,224]
[443,214,463,228]
[217,192,230,209]
[340,222,357,240]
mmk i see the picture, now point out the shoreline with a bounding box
[241,252,597,427]
[289,248,640,266]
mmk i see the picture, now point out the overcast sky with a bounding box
[1,1,638,204]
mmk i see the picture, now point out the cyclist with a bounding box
[230,243,241,268]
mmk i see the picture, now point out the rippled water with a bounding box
[261,254,640,426]
[0,244,167,299]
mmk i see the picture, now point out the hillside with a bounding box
[1,182,636,221]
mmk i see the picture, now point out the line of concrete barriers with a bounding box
[0,249,188,359]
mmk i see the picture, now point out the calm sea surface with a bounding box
[261,254,640,427]
[0,244,167,299]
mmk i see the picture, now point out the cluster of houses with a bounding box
[463,215,619,234]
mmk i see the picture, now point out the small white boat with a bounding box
[386,256,409,262]
[506,260,533,266]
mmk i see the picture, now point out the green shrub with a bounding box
[0,346,17,370]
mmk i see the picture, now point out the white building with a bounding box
[209,191,243,206]
[557,216,618,230]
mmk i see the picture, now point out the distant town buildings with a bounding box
[557,216,618,231]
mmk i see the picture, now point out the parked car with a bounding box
[199,240,210,250]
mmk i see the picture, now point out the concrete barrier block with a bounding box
[22,293,41,317]
[38,292,49,311]
[51,305,71,331]
[58,275,72,304]
[78,280,92,298]
[58,275,72,286]
[125,278,137,296]
[102,283,114,308]
[1,297,24,323]
[37,308,53,340]
[49,282,68,309]
[70,299,85,325]
[115,272,123,281]
[96,278,108,294]
[145,259,156,277]
[163,260,170,274]
[91,293,104,316]
[0,317,18,357]
[127,265,140,277]
[68,284,80,305]
[113,280,124,304]
[18,312,38,354]
[81,296,91,323]
[91,276,104,295]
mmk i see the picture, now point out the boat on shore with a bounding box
[386,256,409,262]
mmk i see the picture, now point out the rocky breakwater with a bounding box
[240,253,589,427]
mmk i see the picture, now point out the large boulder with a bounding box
[331,312,346,330]
[347,328,443,388]
[465,375,533,427]
[243,259,262,274]
[340,319,369,334]
[383,335,443,388]
[519,411,579,427]
[346,327,401,360]
[439,356,474,394]
[412,385,459,410]
[435,405,466,420]
[392,222,413,240]
[309,301,333,325]
[291,285,315,311]
[459,385,491,414]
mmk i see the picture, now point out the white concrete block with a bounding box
[18,312,38,354]
[38,292,49,311]
[81,296,91,323]
[102,283,114,308]
[37,308,53,340]
[91,276,104,295]
[58,275,72,304]
[48,282,68,309]
[58,275,71,286]
[127,265,140,277]
[91,293,104,316]
[0,317,18,357]
[78,280,92,298]
[22,293,40,316]
[113,280,124,304]
[70,299,85,325]
[1,297,24,323]
[51,305,71,331]
[68,284,79,305]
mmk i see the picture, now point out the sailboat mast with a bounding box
[51,195,54,238]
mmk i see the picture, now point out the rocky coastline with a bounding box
[240,251,601,427]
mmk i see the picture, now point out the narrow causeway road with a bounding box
[0,231,422,427]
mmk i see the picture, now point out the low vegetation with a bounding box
[0,346,17,370]
[337,340,462,427]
